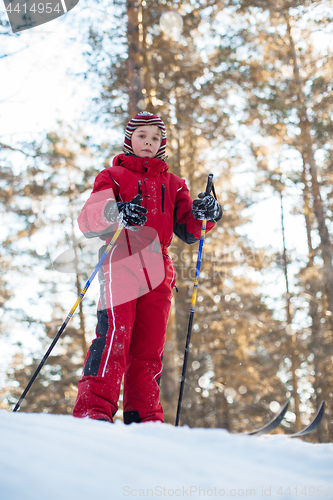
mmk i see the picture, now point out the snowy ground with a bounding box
[1,410,333,500]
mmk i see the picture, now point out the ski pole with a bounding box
[175,173,214,426]
[13,224,124,412]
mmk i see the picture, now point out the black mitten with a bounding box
[192,193,223,222]
[104,194,147,229]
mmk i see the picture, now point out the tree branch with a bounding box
[0,141,37,157]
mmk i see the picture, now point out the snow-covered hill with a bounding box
[1,410,333,500]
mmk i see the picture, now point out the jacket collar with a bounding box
[112,153,169,176]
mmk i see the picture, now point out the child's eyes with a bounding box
[138,134,160,141]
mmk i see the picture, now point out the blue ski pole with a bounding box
[175,174,214,426]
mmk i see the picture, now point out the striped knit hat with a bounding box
[124,111,167,160]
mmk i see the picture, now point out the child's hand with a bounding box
[192,194,223,222]
[104,195,148,230]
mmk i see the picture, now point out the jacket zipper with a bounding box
[138,180,142,201]
[161,184,165,213]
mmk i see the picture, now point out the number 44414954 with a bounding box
[277,486,331,496]
[5,3,62,14]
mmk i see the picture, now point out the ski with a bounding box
[246,401,290,436]
[288,401,325,438]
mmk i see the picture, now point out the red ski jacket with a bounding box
[78,153,215,252]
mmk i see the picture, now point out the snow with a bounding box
[1,410,333,500]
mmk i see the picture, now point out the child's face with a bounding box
[131,125,162,158]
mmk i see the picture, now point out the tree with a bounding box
[209,0,333,438]
[2,124,100,413]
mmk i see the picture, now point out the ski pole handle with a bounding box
[205,173,214,197]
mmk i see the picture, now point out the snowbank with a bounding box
[1,410,332,500]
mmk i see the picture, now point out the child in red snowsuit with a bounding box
[73,112,222,424]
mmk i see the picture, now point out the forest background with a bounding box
[1,0,333,442]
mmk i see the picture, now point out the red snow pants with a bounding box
[73,241,176,424]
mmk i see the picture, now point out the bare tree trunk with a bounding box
[286,14,333,328]
[127,0,144,116]
[217,392,230,431]
[302,163,327,442]
[141,2,155,113]
[280,191,301,431]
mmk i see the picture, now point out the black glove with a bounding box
[192,193,223,222]
[104,194,147,230]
